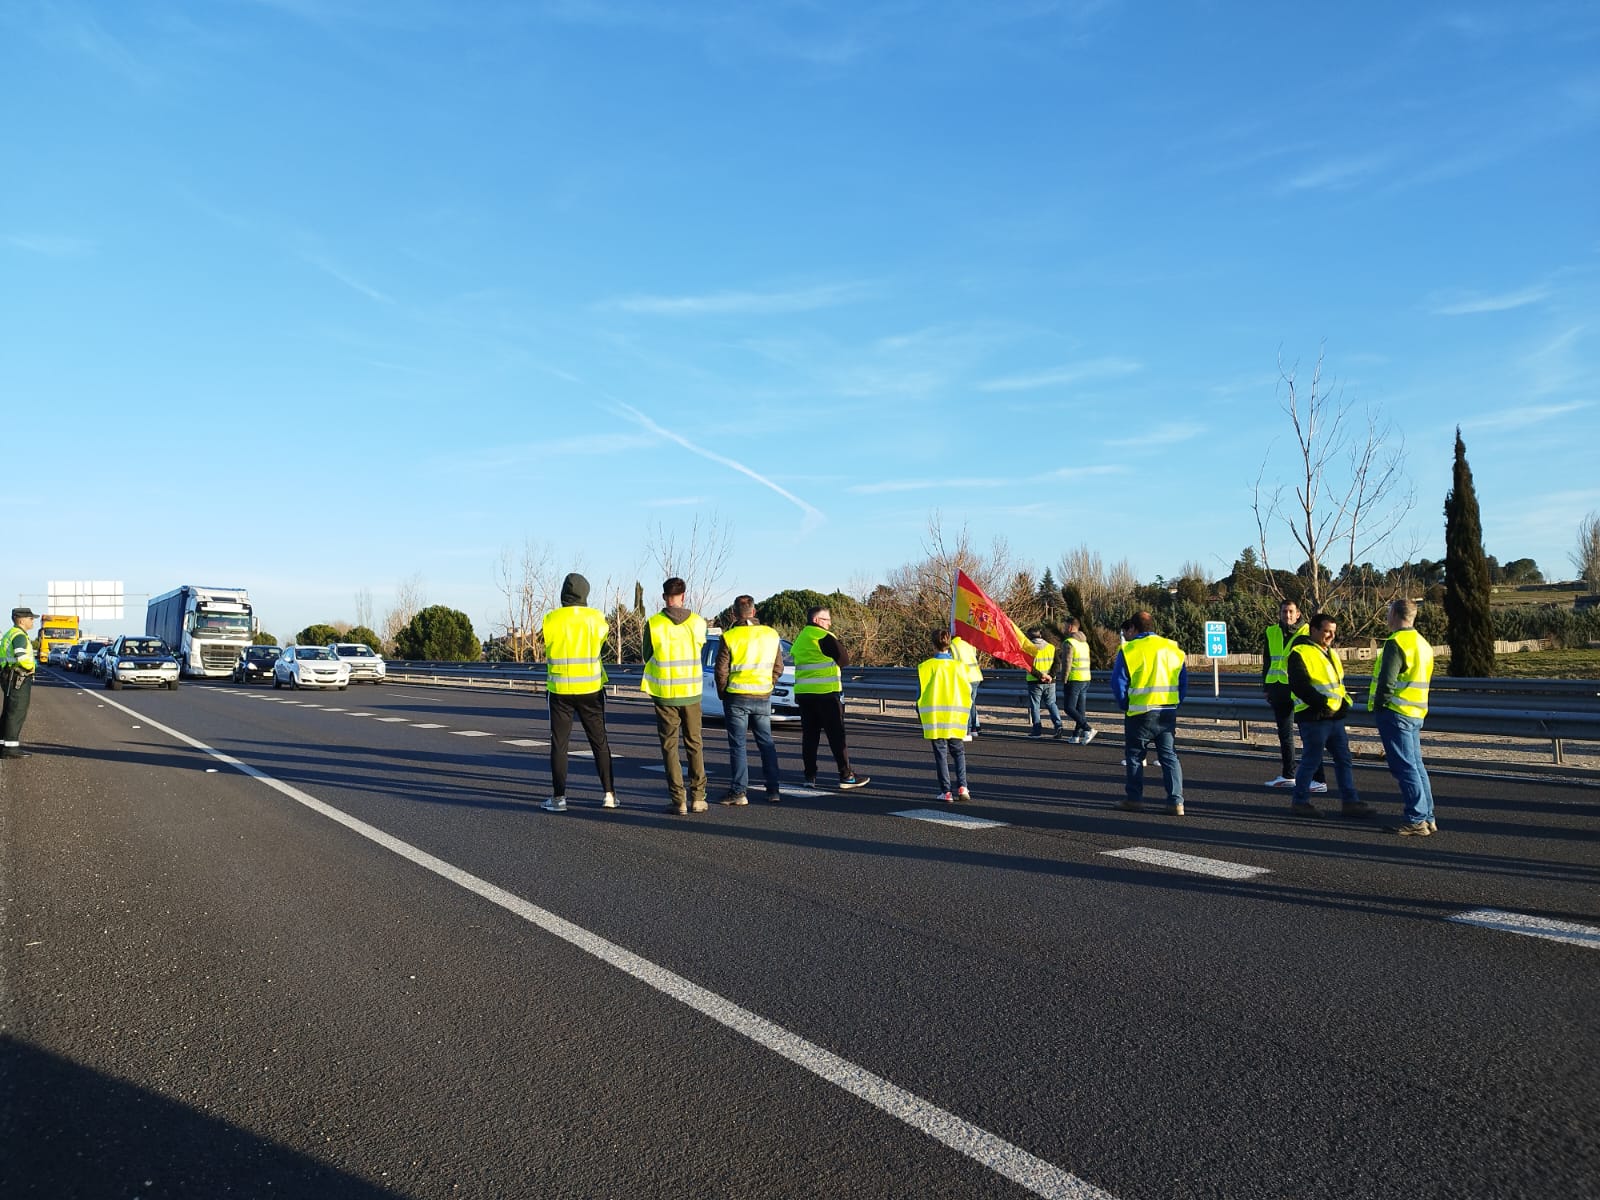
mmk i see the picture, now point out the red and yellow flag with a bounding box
[950,569,1035,671]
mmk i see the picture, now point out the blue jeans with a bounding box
[1123,709,1182,803]
[1063,680,1092,734]
[967,683,981,734]
[932,738,967,793]
[1027,681,1064,733]
[1375,709,1434,824]
[725,694,781,797]
[1293,719,1358,804]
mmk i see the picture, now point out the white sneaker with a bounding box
[601,793,618,808]
[1308,781,1329,794]
[1081,729,1097,745]
[1265,776,1295,788]
[962,734,973,742]
[541,796,567,812]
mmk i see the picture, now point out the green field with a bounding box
[1490,584,1588,608]
[1490,648,1600,678]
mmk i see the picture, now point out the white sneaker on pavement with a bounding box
[601,793,618,808]
[1265,776,1295,788]
[542,796,567,812]
[1308,781,1329,794]
[1081,729,1097,745]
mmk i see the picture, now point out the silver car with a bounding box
[101,635,181,691]
[329,642,387,683]
[274,645,351,690]
[698,633,799,722]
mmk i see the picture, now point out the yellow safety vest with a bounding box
[950,636,983,683]
[722,624,781,695]
[1368,628,1433,720]
[1028,642,1055,682]
[791,625,841,694]
[1121,636,1184,714]
[1291,641,1350,715]
[641,611,707,700]
[1066,636,1091,682]
[542,606,609,695]
[1264,622,1307,686]
[917,656,973,739]
[1,626,35,673]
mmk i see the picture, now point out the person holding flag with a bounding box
[1025,632,1066,738]
[917,628,974,802]
[949,633,983,739]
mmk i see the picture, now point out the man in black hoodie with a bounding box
[540,572,616,812]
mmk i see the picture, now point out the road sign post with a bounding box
[1205,620,1228,697]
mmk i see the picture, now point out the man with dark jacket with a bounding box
[540,573,615,812]
[1262,598,1325,793]
[790,606,868,790]
[1285,613,1373,820]
[642,577,709,814]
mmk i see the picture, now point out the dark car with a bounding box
[71,641,108,673]
[101,635,180,691]
[233,645,281,684]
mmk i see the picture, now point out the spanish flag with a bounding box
[950,569,1036,671]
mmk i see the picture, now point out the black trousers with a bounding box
[797,692,851,781]
[0,676,32,747]
[548,691,614,796]
[1265,683,1323,781]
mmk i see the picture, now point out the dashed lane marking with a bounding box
[502,738,546,747]
[452,730,493,737]
[66,678,1115,1200]
[571,749,623,758]
[892,808,1010,830]
[412,723,447,729]
[375,717,410,723]
[1101,847,1270,881]
[1448,909,1600,949]
[345,712,375,717]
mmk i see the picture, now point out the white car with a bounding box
[274,644,351,690]
[329,642,386,683]
[698,632,800,722]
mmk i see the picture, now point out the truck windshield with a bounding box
[42,626,77,640]
[195,611,251,635]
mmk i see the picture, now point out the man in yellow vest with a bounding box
[1285,613,1373,819]
[0,606,38,758]
[1025,632,1066,738]
[1370,598,1437,836]
[949,634,983,740]
[1061,617,1096,744]
[714,594,785,806]
[1110,611,1186,815]
[918,629,973,802]
[642,577,709,815]
[791,605,868,790]
[539,573,615,812]
[1261,598,1325,793]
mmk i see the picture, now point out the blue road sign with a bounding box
[1205,620,1228,658]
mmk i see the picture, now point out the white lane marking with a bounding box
[375,717,410,723]
[324,707,347,712]
[571,749,623,758]
[783,786,826,798]
[1448,909,1600,949]
[299,704,324,709]
[65,677,1113,1200]
[452,730,493,737]
[892,809,1009,830]
[412,723,447,729]
[1101,847,1270,881]
[502,738,546,747]
[345,712,375,717]
[279,700,304,705]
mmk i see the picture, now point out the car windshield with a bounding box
[82,642,106,654]
[336,645,374,657]
[247,648,279,661]
[296,646,332,660]
[121,639,167,655]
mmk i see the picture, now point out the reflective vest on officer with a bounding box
[542,606,608,695]
[1027,641,1055,683]
[1264,621,1308,686]
[1121,635,1184,714]
[641,611,707,701]
[1291,640,1350,715]
[950,636,983,684]
[1066,636,1091,682]
[791,624,841,694]
[1368,628,1433,720]
[722,624,781,695]
[917,656,972,740]
[1,626,35,673]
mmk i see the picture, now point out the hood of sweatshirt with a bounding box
[660,605,693,624]
[560,573,590,606]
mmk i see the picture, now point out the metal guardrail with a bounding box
[385,661,1599,766]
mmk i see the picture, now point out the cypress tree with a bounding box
[1443,427,1496,676]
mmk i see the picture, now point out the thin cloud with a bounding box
[617,403,825,531]
[3,234,95,257]
[1432,285,1551,316]
[1462,402,1591,432]
[299,252,394,305]
[608,282,871,316]
[1280,154,1388,193]
[978,357,1142,392]
[1105,422,1204,448]
[1041,464,1128,480]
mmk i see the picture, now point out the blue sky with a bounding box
[4,1,1598,640]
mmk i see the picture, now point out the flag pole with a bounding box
[948,571,958,634]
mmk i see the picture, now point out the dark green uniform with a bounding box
[1,622,36,755]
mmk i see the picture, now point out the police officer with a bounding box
[1,607,38,758]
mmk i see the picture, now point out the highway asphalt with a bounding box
[3,671,1597,1199]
